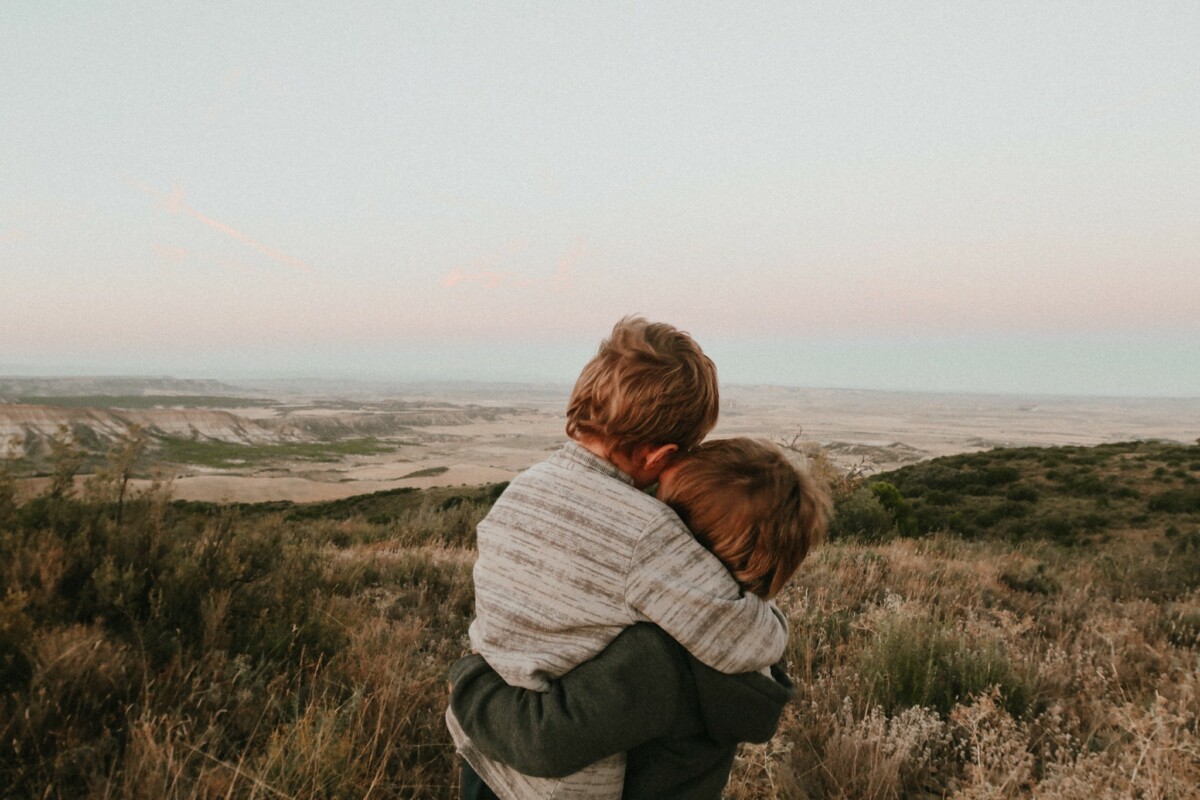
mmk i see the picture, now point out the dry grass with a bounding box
[728,532,1200,799]
[3,438,1199,798]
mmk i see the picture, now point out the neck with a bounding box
[575,436,654,487]
[576,436,616,464]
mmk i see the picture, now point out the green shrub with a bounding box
[1064,470,1106,496]
[1079,512,1112,532]
[869,481,917,537]
[859,614,1037,718]
[983,465,1020,486]
[830,488,895,542]
[914,505,950,533]
[1005,484,1039,503]
[1148,488,1200,514]
[1037,515,1078,544]
[918,464,975,492]
[924,490,961,506]
[976,501,1030,529]
[0,464,17,529]
[1101,536,1200,601]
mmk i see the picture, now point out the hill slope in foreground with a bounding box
[2,439,1199,797]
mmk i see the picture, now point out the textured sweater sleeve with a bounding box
[625,509,788,674]
[448,624,687,778]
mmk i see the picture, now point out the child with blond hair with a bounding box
[446,318,790,799]
[450,437,830,799]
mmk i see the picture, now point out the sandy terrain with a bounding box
[6,378,1195,504]
[131,386,1197,504]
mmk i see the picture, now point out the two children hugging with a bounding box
[445,317,830,800]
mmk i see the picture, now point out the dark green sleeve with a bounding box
[449,623,688,778]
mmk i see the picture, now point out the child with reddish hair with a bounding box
[658,437,827,600]
[446,318,789,800]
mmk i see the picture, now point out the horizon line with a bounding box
[2,371,1198,403]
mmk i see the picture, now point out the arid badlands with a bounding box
[2,376,1196,503]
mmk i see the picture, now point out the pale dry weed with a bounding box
[950,688,1035,799]
[821,699,949,800]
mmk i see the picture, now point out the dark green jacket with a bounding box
[449,623,795,800]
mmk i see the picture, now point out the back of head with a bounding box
[566,316,719,453]
[657,438,830,599]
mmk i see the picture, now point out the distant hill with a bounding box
[0,404,304,463]
[0,388,527,476]
[0,376,244,399]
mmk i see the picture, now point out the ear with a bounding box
[640,443,679,471]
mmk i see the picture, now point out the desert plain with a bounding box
[3,377,1196,502]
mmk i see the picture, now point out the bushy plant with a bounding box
[982,465,1020,486]
[859,613,1037,718]
[1006,484,1039,502]
[829,487,895,542]
[1149,487,1200,513]
[869,481,917,537]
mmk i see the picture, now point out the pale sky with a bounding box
[3,2,1199,396]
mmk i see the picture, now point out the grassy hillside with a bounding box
[882,440,1200,541]
[829,440,1200,546]
[2,439,1198,798]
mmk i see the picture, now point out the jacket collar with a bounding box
[559,441,635,486]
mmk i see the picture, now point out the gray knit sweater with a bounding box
[445,441,788,800]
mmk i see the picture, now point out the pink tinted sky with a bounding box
[2,3,1198,394]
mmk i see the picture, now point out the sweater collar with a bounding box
[560,441,635,486]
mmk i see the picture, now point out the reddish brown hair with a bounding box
[566,316,719,453]
[657,438,830,599]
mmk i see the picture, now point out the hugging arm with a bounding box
[448,624,688,778]
[625,510,788,674]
